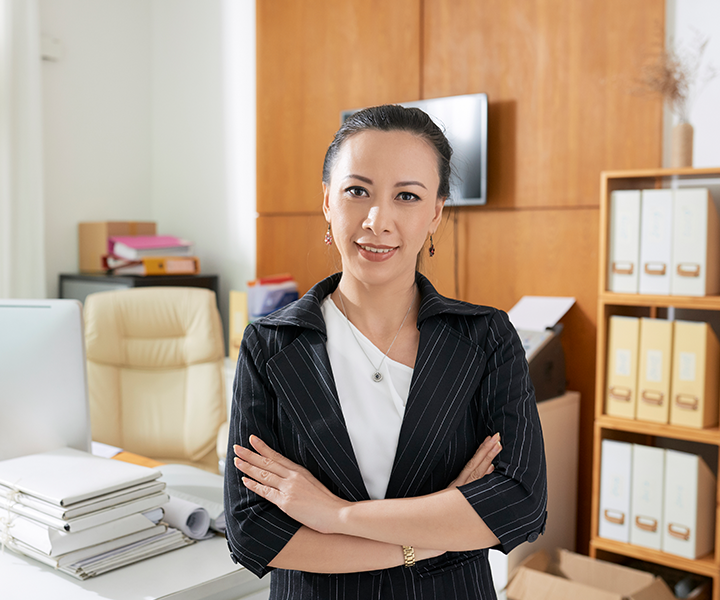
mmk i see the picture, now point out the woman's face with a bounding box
[323,129,444,288]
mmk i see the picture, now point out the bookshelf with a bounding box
[590,167,720,599]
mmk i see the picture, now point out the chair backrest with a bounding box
[84,287,226,467]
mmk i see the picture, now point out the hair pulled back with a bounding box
[322,104,453,199]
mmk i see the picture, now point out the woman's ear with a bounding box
[322,182,331,222]
[430,196,446,233]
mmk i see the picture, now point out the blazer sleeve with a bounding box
[457,310,548,554]
[223,325,303,578]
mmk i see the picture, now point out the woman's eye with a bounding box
[346,187,368,197]
[398,192,419,202]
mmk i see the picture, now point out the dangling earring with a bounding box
[428,234,435,257]
[324,224,333,246]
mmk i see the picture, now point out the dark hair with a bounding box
[322,104,453,199]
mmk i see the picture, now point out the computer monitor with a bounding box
[0,300,91,461]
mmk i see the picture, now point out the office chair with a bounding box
[84,287,227,473]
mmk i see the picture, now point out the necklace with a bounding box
[336,288,416,383]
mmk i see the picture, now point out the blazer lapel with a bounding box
[266,329,370,502]
[385,317,486,499]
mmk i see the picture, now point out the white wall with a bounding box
[39,0,153,297]
[667,0,720,168]
[150,0,256,348]
[39,0,256,343]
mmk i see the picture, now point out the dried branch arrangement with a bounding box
[639,31,717,123]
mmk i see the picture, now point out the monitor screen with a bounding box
[341,93,489,206]
[0,300,91,461]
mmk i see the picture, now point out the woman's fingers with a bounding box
[234,456,284,489]
[233,441,291,479]
[449,433,502,488]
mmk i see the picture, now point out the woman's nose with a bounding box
[363,202,393,234]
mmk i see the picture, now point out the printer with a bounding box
[508,296,575,403]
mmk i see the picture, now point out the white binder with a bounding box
[629,444,665,550]
[639,189,673,295]
[599,439,632,542]
[671,188,720,296]
[662,449,716,559]
[608,190,642,293]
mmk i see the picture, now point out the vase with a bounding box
[671,122,694,168]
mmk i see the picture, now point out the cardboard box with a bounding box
[635,318,673,424]
[507,549,676,600]
[78,222,156,273]
[606,316,640,419]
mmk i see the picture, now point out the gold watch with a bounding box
[402,545,416,567]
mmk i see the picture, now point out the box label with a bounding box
[646,350,663,382]
[615,349,631,377]
[679,352,696,382]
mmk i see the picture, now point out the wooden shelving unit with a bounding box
[590,167,720,599]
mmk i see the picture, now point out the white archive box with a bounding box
[608,190,642,293]
[629,444,665,550]
[662,449,716,559]
[639,189,673,295]
[599,439,632,542]
[671,188,720,296]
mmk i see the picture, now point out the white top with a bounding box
[321,297,413,500]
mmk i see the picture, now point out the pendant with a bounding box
[372,371,383,383]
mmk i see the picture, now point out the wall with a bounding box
[667,0,720,168]
[150,0,256,346]
[39,0,256,342]
[40,0,153,297]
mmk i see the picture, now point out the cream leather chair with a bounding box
[84,287,227,473]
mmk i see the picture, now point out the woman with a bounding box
[224,105,547,599]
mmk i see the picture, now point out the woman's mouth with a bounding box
[356,243,398,262]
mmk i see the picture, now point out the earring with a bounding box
[324,224,333,246]
[428,234,435,257]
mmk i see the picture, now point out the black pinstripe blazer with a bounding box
[224,273,547,600]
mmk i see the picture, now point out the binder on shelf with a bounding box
[635,318,673,424]
[669,321,720,429]
[629,444,665,550]
[608,190,641,293]
[103,255,201,276]
[639,189,673,295]
[671,188,720,296]
[598,439,632,543]
[605,316,640,419]
[662,449,716,559]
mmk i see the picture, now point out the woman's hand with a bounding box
[448,433,501,488]
[234,435,349,534]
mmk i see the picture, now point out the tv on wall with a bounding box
[341,93,488,206]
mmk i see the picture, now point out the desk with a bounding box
[1,535,270,600]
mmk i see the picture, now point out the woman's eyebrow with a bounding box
[345,174,373,184]
[396,180,427,190]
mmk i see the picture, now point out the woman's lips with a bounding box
[355,243,398,262]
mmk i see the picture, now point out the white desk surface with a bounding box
[1,534,270,600]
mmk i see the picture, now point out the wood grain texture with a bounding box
[458,206,599,552]
[257,0,422,215]
[422,0,664,208]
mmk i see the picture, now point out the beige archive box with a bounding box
[605,316,640,418]
[635,318,673,423]
[670,321,720,428]
[228,291,249,363]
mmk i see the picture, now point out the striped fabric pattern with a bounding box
[224,273,547,599]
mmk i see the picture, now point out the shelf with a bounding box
[596,415,720,445]
[603,167,720,180]
[600,292,720,310]
[591,537,718,578]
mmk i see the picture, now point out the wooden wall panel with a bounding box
[422,0,664,208]
[257,0,422,215]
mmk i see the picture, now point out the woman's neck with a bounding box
[333,272,419,341]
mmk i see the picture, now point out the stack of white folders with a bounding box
[0,447,193,579]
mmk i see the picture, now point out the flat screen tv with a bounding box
[341,93,488,206]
